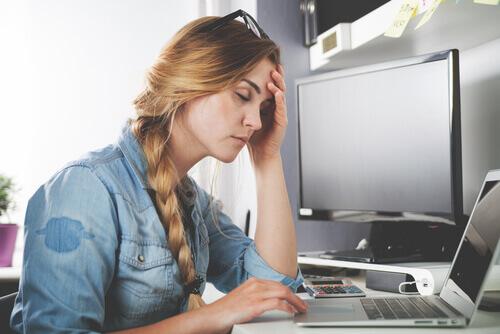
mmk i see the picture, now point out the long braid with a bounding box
[133,120,205,311]
[128,16,281,312]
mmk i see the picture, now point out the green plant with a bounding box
[0,174,16,222]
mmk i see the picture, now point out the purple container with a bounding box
[0,224,18,267]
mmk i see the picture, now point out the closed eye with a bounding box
[236,92,250,102]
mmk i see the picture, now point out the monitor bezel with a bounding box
[295,49,464,229]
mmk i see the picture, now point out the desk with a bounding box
[232,273,500,334]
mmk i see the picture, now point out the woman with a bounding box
[10,10,307,334]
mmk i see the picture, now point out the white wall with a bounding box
[460,37,500,215]
[206,0,256,17]
[0,0,201,264]
[1,0,261,268]
[0,0,200,224]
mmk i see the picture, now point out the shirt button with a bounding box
[138,255,145,263]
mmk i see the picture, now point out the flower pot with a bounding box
[0,224,18,267]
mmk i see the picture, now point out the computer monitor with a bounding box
[296,50,463,258]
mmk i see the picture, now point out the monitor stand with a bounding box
[324,220,461,264]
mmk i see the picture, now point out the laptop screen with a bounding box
[447,180,500,303]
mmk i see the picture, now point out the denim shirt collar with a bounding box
[117,122,199,220]
[117,122,149,190]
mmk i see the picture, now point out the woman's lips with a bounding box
[232,136,248,145]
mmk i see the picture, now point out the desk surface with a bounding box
[232,274,500,334]
[3,264,500,332]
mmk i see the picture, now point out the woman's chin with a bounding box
[219,155,238,164]
[213,150,240,164]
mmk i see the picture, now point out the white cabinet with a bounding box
[310,0,500,71]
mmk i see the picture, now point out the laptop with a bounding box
[294,169,500,327]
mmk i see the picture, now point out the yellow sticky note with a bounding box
[384,0,419,38]
[415,0,442,30]
[473,0,499,5]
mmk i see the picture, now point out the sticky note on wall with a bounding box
[418,0,434,12]
[384,0,419,38]
[473,0,499,5]
[415,0,442,30]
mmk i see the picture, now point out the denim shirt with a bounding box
[10,124,304,333]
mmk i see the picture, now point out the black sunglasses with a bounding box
[201,9,269,40]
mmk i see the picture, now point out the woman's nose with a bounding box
[243,108,262,131]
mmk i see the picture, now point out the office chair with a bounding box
[0,292,17,334]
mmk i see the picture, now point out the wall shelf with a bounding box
[310,0,500,71]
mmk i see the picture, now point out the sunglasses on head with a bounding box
[201,9,269,40]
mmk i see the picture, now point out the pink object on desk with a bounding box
[0,224,18,267]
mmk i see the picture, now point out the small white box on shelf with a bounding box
[309,23,351,71]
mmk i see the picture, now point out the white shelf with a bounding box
[298,252,449,272]
[298,253,500,293]
[310,0,500,71]
[298,252,451,295]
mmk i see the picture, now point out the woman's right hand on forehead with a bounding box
[203,276,308,333]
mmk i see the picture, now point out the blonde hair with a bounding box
[131,16,280,311]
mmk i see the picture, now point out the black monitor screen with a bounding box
[297,51,461,224]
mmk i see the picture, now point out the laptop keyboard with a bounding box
[361,297,449,320]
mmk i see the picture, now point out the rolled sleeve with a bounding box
[244,242,304,292]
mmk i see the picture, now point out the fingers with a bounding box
[267,81,287,122]
[259,284,308,313]
[244,277,308,313]
[213,277,309,327]
[267,82,284,105]
[267,81,281,95]
[268,65,287,120]
[270,66,286,92]
[252,298,297,317]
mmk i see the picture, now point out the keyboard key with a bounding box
[386,299,411,319]
[361,299,383,320]
[374,299,397,319]
[362,297,450,320]
[411,297,446,318]
[410,297,442,318]
[420,297,448,317]
[399,298,425,318]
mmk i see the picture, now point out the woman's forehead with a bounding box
[239,60,276,96]
[247,58,276,80]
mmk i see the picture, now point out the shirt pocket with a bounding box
[110,238,176,319]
